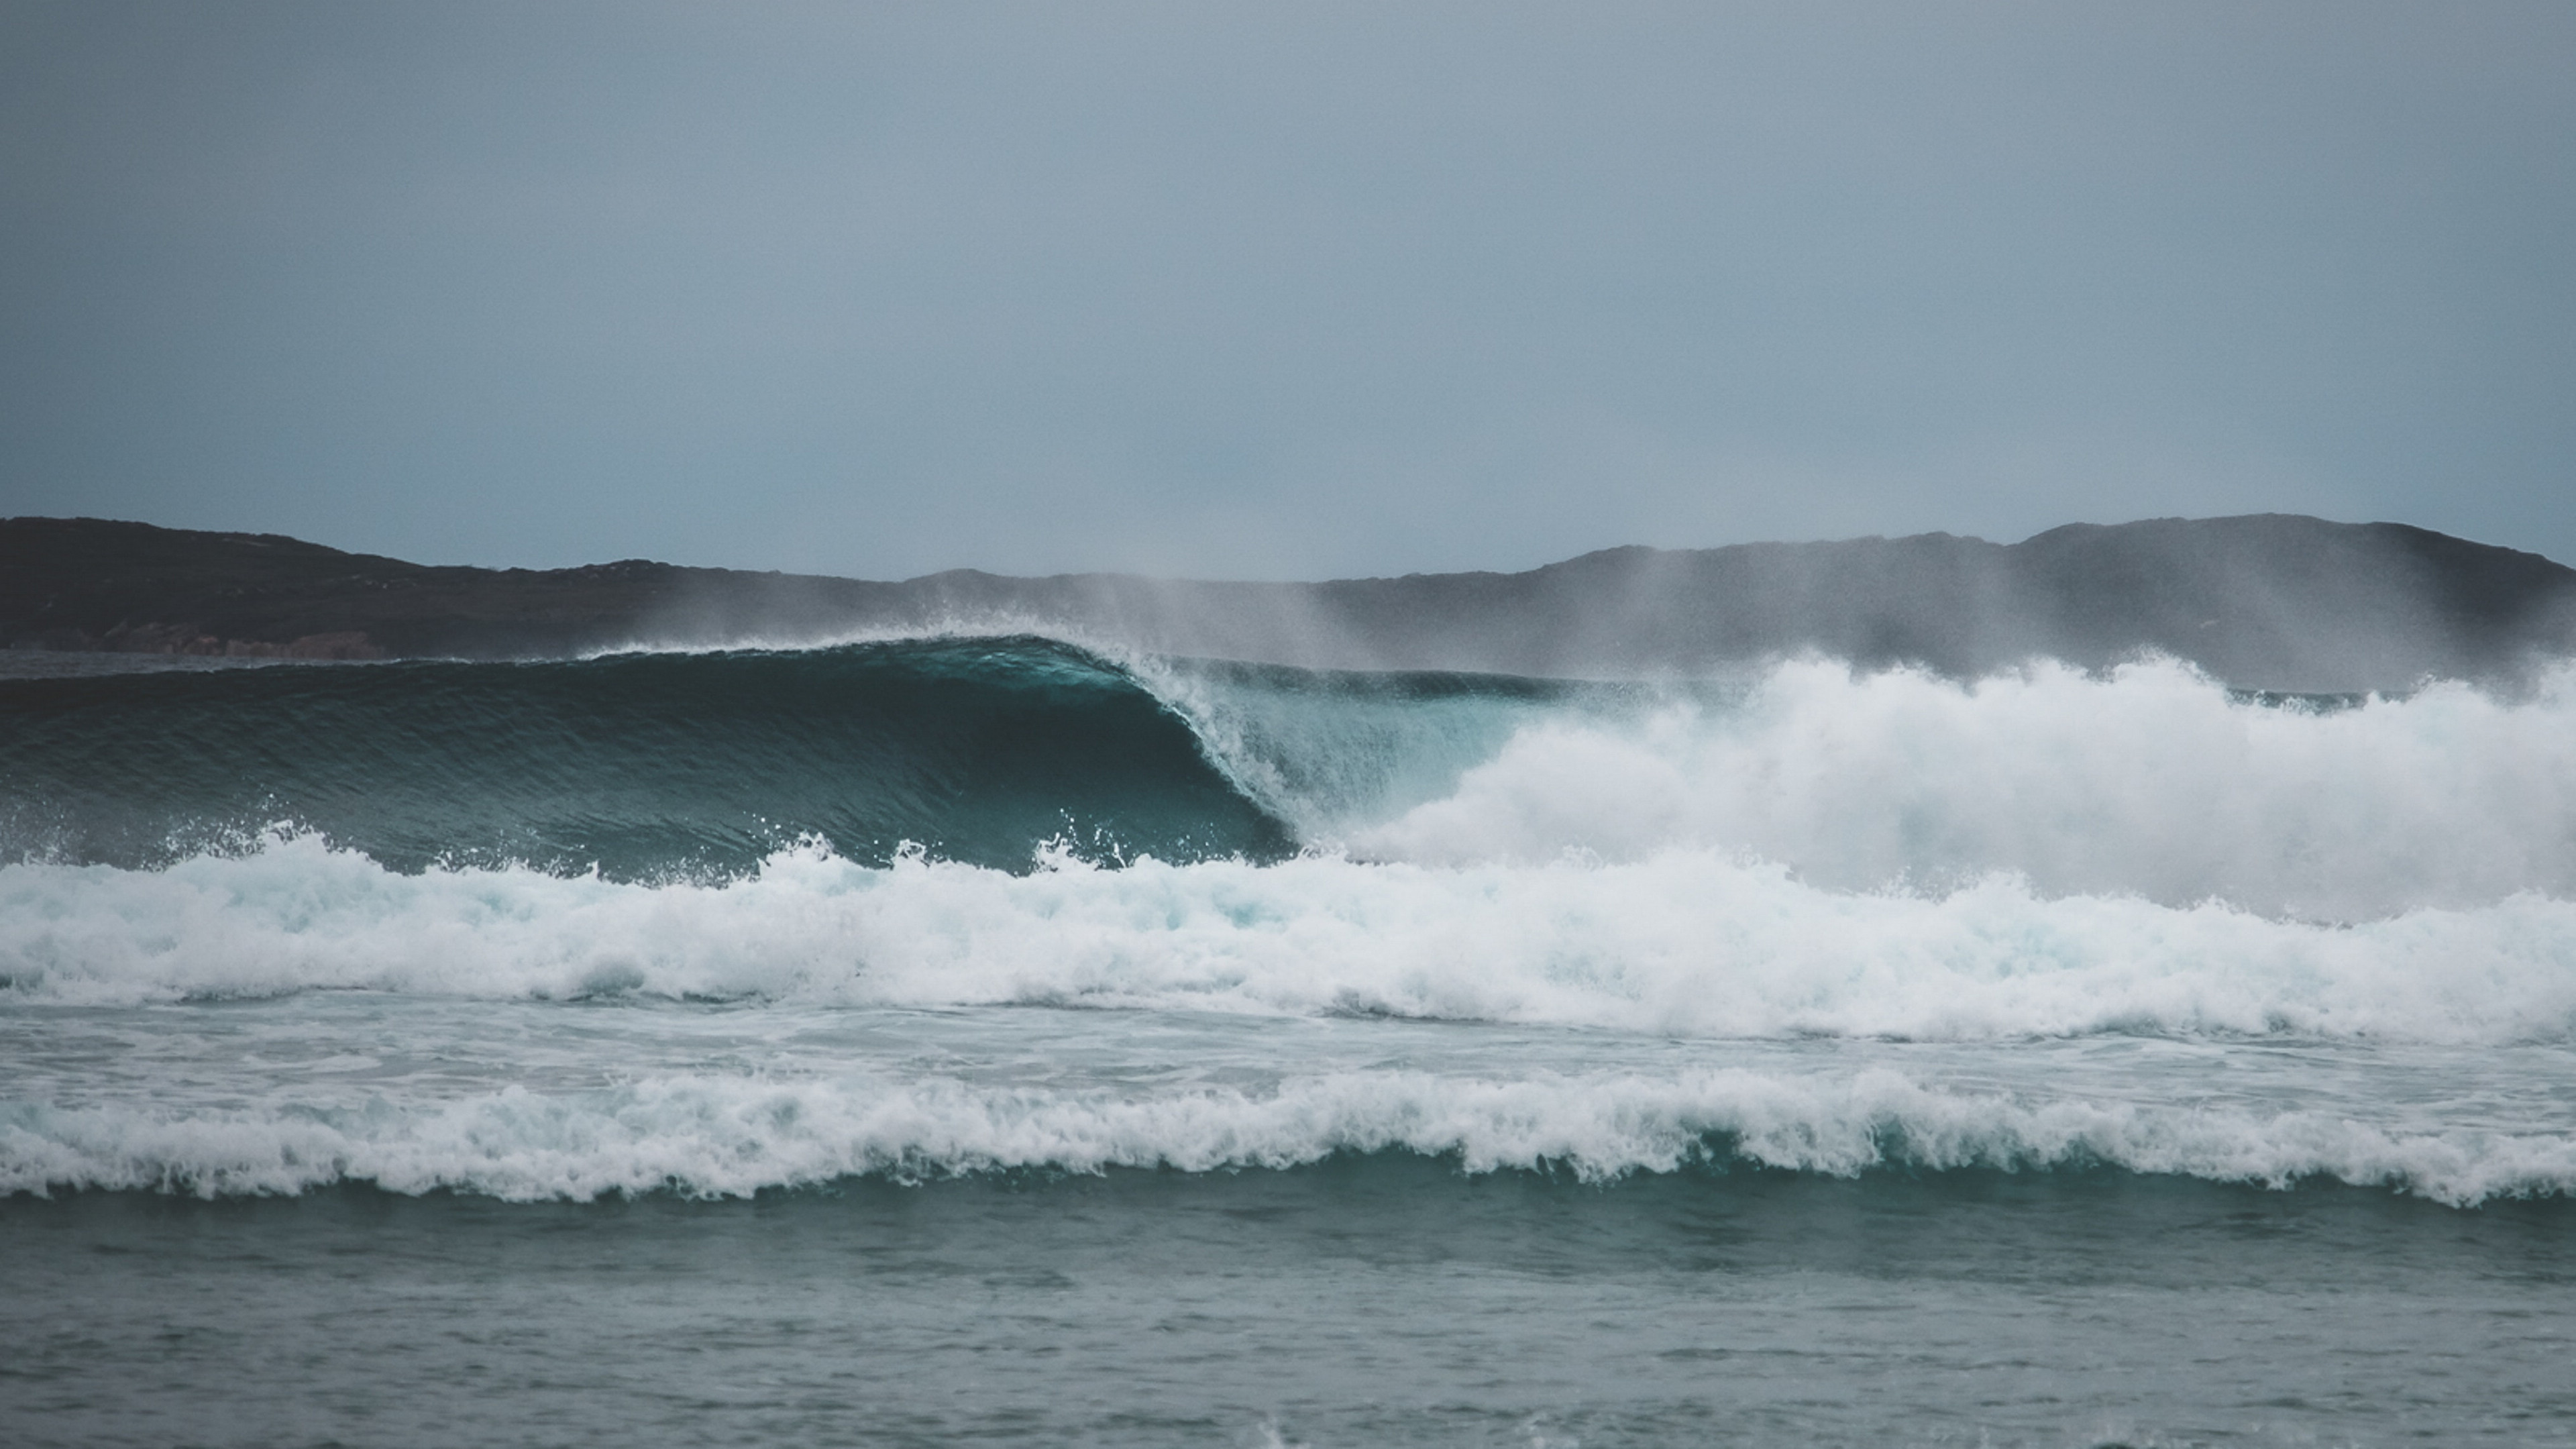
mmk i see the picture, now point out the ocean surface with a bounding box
[4,636,2574,1447]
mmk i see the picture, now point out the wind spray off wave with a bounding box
[5,635,2576,1222]
[14,637,2576,916]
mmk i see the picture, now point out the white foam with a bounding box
[6,1066,2567,1205]
[445,641,2576,920]
[1322,657,2576,918]
[6,835,2573,1044]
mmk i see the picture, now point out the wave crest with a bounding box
[9,1067,2567,1207]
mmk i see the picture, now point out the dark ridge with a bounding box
[7,513,2575,691]
[0,517,907,659]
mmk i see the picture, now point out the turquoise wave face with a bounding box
[0,637,1295,877]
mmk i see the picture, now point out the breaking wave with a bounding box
[5,836,2573,1044]
[13,639,2576,916]
[11,637,2576,1214]
[8,1066,2568,1206]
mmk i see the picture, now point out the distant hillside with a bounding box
[6,514,2574,691]
[0,517,903,661]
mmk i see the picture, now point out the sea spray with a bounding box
[15,641,2576,918]
[11,631,2576,1447]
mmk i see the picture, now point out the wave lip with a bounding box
[7,1067,2570,1208]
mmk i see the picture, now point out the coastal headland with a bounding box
[6,513,2573,692]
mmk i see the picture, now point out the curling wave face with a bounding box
[0,637,1294,875]
[6,637,2576,1207]
[13,638,2576,914]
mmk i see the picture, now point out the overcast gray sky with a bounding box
[3,1,2571,579]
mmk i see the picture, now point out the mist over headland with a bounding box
[7,513,2573,693]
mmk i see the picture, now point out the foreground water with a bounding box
[7,993,2573,1447]
[6,639,2575,1446]
[10,1159,2573,1448]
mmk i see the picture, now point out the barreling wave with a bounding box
[0,636,1293,877]
[11,635,2576,914]
[7,836,2573,1044]
[7,1066,2569,1206]
[11,638,2576,1218]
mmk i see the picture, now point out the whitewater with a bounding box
[7,637,2576,1447]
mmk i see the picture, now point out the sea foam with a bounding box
[5,834,2573,1044]
[7,1065,2569,1205]
[1260,658,2576,918]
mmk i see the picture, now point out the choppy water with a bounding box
[5,638,2575,1446]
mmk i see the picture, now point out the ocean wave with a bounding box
[1319,657,2576,917]
[7,835,2573,1044]
[13,639,2576,915]
[0,635,1291,877]
[7,1066,2567,1206]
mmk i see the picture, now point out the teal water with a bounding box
[7,643,2576,1446]
[0,639,1293,875]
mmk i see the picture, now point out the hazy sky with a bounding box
[3,2,2571,579]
